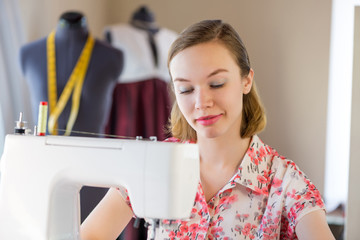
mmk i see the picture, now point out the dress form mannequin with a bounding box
[106,5,159,44]
[106,5,159,69]
[129,5,159,33]
[19,11,123,224]
[20,11,123,136]
[104,5,177,84]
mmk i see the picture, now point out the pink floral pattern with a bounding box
[118,135,325,239]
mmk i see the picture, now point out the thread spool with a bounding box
[37,101,48,136]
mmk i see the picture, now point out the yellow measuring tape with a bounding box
[46,30,95,135]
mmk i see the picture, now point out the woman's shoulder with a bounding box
[253,135,324,201]
[259,137,326,224]
[253,135,303,177]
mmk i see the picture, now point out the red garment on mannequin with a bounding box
[105,78,171,141]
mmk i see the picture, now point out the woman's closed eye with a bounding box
[210,83,225,89]
[178,86,194,94]
[176,79,226,94]
[210,79,226,89]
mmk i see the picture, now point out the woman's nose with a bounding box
[195,89,213,110]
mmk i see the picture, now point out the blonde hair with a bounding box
[168,20,266,141]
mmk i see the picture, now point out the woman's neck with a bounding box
[197,133,251,169]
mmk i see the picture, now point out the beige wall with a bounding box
[18,0,331,194]
[18,0,112,41]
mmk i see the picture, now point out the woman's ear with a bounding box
[243,68,254,94]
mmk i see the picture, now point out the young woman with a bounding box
[81,20,335,240]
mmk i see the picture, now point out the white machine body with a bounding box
[0,134,199,240]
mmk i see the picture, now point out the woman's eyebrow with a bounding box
[173,78,190,82]
[173,69,228,82]
[207,69,228,78]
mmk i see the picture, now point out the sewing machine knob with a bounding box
[149,136,157,141]
[14,112,27,135]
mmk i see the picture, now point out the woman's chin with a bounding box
[197,129,223,140]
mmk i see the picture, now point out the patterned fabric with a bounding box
[118,135,325,240]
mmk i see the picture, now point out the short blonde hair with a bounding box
[168,20,266,142]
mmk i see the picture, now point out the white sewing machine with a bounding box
[0,134,199,240]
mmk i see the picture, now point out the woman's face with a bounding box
[169,41,253,140]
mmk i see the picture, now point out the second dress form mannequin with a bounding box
[104,6,177,240]
[19,11,124,224]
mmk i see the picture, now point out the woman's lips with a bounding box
[196,114,222,126]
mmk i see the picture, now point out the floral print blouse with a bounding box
[118,135,325,240]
